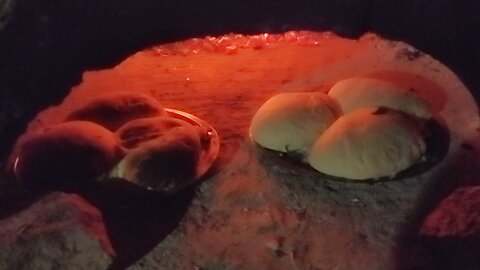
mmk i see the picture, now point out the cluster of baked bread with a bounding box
[10,77,434,190]
[11,92,205,192]
[250,77,432,180]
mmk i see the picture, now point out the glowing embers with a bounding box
[10,93,219,193]
[250,77,449,181]
[150,31,335,56]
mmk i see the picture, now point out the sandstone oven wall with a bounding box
[1,0,480,164]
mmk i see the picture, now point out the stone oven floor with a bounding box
[8,32,480,270]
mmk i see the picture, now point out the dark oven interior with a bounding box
[0,1,480,270]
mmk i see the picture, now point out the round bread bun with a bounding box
[111,122,203,193]
[308,107,426,180]
[64,92,167,131]
[250,92,341,154]
[328,77,432,119]
[115,116,205,149]
[13,121,121,190]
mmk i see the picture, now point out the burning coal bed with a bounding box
[2,31,480,270]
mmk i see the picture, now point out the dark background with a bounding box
[1,0,479,159]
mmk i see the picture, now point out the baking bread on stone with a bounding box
[65,92,167,131]
[111,117,203,192]
[250,92,341,154]
[14,121,121,190]
[308,107,426,180]
[328,77,432,119]
[115,116,200,149]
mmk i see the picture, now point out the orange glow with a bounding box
[11,31,480,269]
[20,31,474,169]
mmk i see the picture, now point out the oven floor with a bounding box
[19,32,480,270]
